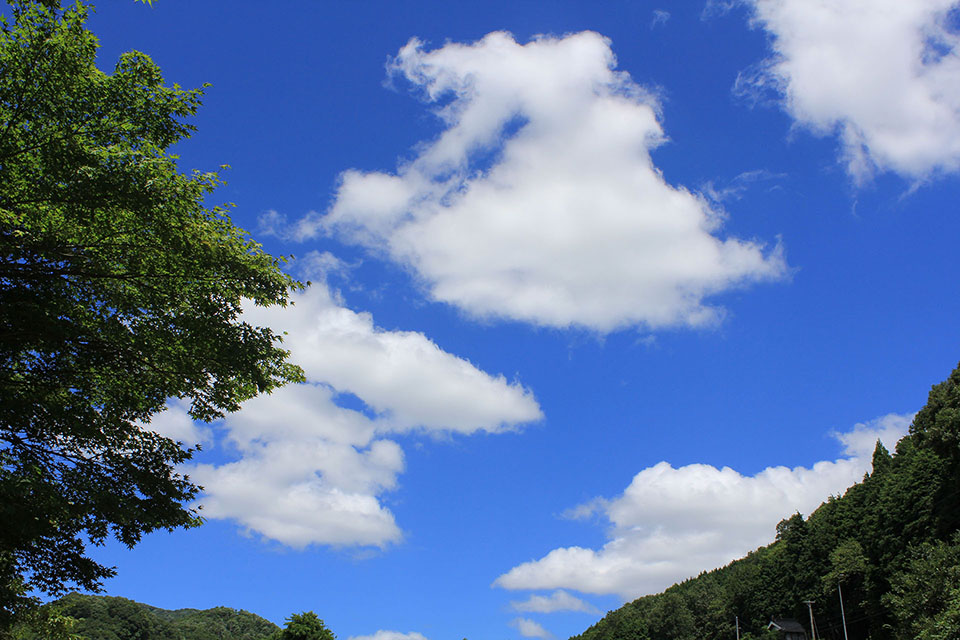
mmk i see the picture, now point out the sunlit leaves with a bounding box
[0,0,302,625]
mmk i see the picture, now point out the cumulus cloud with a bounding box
[494,413,913,599]
[348,632,429,640]
[243,284,542,435]
[740,0,960,182]
[510,590,599,614]
[310,31,785,332]
[192,438,403,548]
[176,283,542,548]
[511,618,552,639]
[833,412,913,459]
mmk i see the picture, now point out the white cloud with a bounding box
[510,590,599,614]
[494,413,912,600]
[142,398,210,447]
[179,282,541,548]
[313,31,785,332]
[741,0,960,182]
[833,412,913,459]
[511,618,552,639]
[258,209,327,243]
[191,438,404,548]
[242,284,542,435]
[296,250,349,283]
[348,631,429,640]
[257,209,287,238]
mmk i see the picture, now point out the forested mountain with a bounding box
[572,362,960,640]
[14,593,280,640]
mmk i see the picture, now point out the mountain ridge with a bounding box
[22,592,280,640]
[569,361,960,640]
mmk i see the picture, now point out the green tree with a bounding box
[3,608,79,640]
[822,539,867,590]
[910,363,960,538]
[885,535,960,640]
[273,612,335,640]
[910,362,960,461]
[0,0,303,626]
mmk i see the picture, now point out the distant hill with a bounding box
[27,593,280,640]
[571,361,960,640]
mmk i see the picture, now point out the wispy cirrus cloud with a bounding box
[650,10,670,29]
[700,169,785,206]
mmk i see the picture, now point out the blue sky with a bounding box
[56,1,960,639]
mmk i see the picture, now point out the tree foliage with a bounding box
[0,0,303,625]
[272,612,336,640]
[885,535,960,640]
[572,360,960,640]
[2,606,79,640]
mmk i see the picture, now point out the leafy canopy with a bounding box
[273,612,336,640]
[0,0,303,626]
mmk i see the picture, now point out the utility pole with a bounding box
[838,582,849,640]
[804,600,817,640]
[735,615,740,640]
